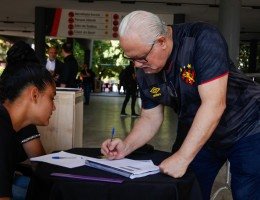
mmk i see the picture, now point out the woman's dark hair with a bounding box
[62,42,73,53]
[0,41,55,103]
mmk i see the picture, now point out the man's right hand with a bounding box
[101,138,127,160]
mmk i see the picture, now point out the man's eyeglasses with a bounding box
[123,42,155,64]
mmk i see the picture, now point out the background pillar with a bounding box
[219,0,241,66]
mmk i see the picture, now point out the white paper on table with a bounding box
[30,151,91,168]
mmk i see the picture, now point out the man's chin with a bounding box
[143,68,159,74]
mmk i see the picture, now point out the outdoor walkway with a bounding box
[83,92,232,200]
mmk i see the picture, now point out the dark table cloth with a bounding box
[26,148,202,200]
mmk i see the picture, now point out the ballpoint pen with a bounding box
[105,127,115,156]
[110,127,115,142]
[52,156,76,159]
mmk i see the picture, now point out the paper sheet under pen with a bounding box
[30,151,89,168]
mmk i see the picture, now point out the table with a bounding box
[26,148,202,200]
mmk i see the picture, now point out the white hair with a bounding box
[119,10,168,45]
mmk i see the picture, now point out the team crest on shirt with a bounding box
[180,64,196,85]
[150,87,161,98]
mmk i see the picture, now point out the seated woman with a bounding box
[4,42,48,200]
[13,125,45,200]
[9,42,46,158]
[0,41,56,200]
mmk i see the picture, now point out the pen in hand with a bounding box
[110,127,115,142]
[107,127,116,156]
[52,156,76,159]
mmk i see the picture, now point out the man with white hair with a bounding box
[101,10,260,200]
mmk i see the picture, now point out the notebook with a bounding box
[85,157,160,179]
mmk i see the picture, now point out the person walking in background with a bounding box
[80,63,96,105]
[59,42,79,88]
[101,10,260,200]
[45,46,64,87]
[0,41,56,200]
[118,68,126,94]
[120,61,139,117]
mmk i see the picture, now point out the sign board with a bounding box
[49,9,173,40]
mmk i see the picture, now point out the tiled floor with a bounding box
[83,92,232,200]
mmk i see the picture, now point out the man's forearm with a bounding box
[178,75,228,164]
[124,105,164,155]
[178,102,225,163]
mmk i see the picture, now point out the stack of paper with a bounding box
[85,157,160,179]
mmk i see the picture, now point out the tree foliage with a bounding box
[0,39,12,75]
[238,43,250,73]
[73,41,85,69]
[0,39,12,63]
[92,40,128,80]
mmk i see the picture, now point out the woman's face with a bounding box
[33,84,56,126]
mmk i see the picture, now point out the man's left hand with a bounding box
[159,151,190,178]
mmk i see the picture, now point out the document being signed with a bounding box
[85,157,160,179]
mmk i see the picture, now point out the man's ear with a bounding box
[30,86,40,103]
[157,36,167,50]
